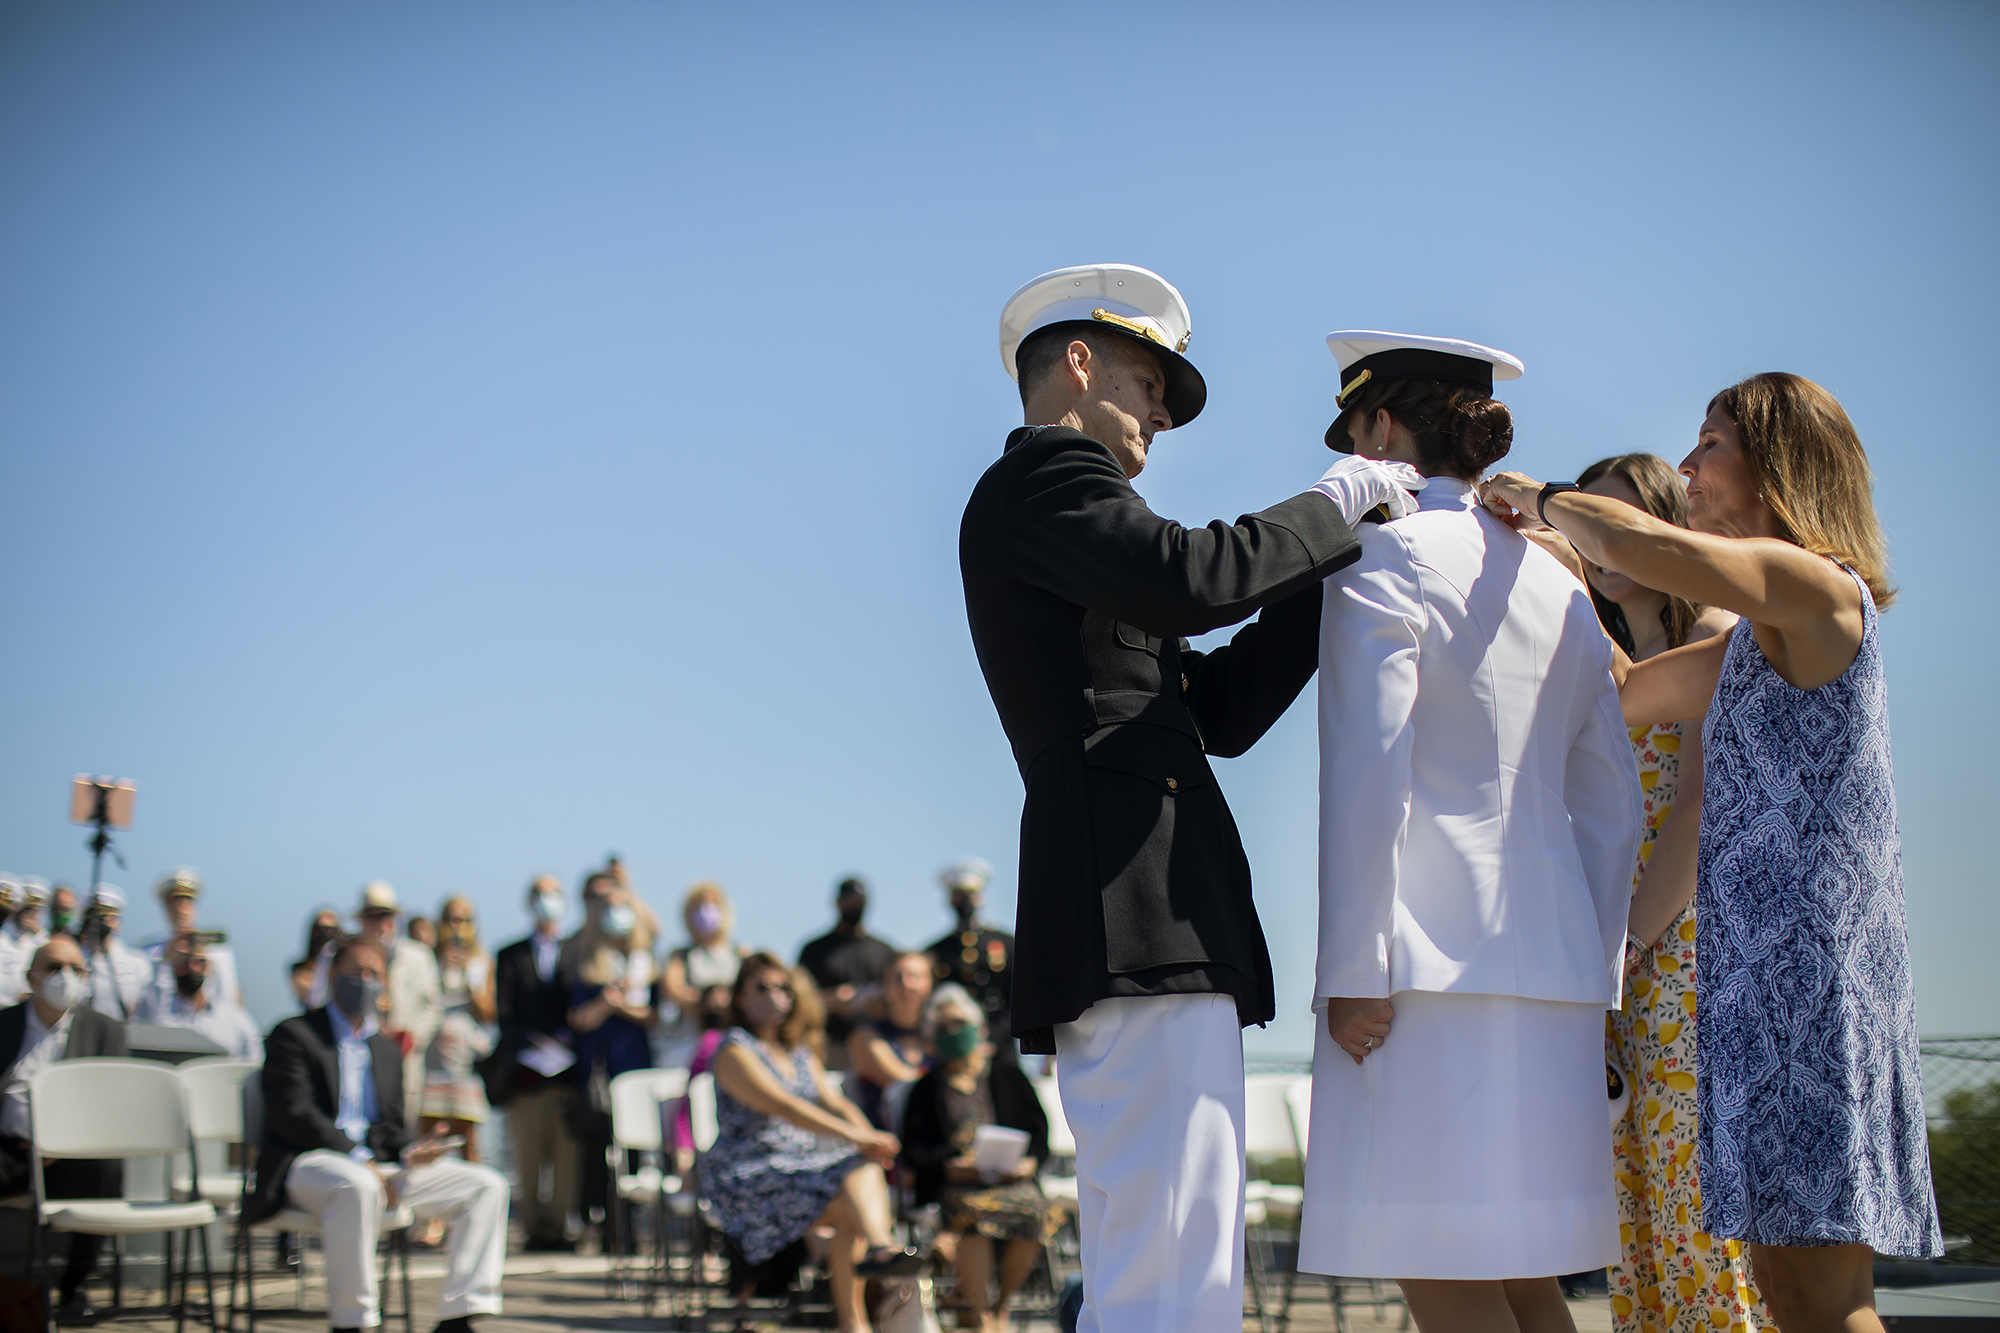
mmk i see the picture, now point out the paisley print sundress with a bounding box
[1696,568,1940,1255]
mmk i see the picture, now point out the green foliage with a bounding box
[1929,1078,2000,1265]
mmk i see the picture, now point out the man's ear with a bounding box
[1064,339,1093,393]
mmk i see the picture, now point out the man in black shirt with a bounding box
[796,877,897,1070]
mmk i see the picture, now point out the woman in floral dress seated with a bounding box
[707,952,920,1333]
[901,985,1062,1333]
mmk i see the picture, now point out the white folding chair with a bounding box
[1274,1075,1406,1333]
[605,1067,687,1301]
[233,1075,415,1333]
[27,1058,220,1333]
[173,1060,260,1209]
[660,1072,722,1319]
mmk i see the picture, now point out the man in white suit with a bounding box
[1302,333,1640,1333]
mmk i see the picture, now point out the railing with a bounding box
[1923,1036,2000,1264]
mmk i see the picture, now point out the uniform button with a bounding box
[1166,777,1179,791]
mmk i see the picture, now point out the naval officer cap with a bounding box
[1000,264,1207,427]
[1323,331,1524,451]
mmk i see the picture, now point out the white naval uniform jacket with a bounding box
[1314,476,1640,1008]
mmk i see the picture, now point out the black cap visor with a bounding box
[1323,348,1498,451]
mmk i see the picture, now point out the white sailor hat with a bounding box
[999,264,1206,426]
[17,877,48,907]
[939,858,993,892]
[1323,331,1524,451]
[89,884,125,912]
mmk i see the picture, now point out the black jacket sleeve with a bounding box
[1179,579,1326,758]
[1003,437,1357,640]
[366,1039,414,1163]
[262,1020,357,1157]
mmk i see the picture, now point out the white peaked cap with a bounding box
[940,858,994,891]
[1323,331,1524,451]
[999,264,1207,426]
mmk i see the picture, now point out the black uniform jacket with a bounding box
[248,1007,412,1225]
[960,425,1363,1053]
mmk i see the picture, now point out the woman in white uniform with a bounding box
[1302,333,1642,1333]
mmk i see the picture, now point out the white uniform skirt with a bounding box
[1297,989,1616,1281]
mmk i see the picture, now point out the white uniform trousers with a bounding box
[285,1151,509,1328]
[1055,994,1246,1333]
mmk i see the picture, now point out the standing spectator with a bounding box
[291,910,342,1008]
[248,937,509,1333]
[145,869,243,1008]
[847,952,935,1132]
[902,985,1061,1333]
[658,882,749,1068]
[567,880,657,1243]
[0,937,128,1322]
[490,875,579,1252]
[923,859,1015,1055]
[422,896,495,1161]
[47,885,79,939]
[797,877,897,1072]
[408,917,438,952]
[356,881,444,1135]
[132,931,263,1062]
[79,886,153,1021]
[0,879,49,1003]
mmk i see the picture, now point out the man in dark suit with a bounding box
[0,936,126,1321]
[252,937,508,1333]
[486,875,578,1252]
[962,264,1419,1331]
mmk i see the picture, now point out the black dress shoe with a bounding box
[53,1291,95,1324]
[854,1246,924,1278]
[431,1319,478,1333]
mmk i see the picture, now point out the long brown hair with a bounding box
[1709,373,1895,608]
[728,951,820,1053]
[1576,453,1705,653]
[1330,377,1513,479]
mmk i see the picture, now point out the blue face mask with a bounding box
[532,894,564,924]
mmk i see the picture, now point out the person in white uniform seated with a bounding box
[132,930,263,1062]
[79,886,156,1021]
[1303,332,1642,1333]
[246,937,509,1333]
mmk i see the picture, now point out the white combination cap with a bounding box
[999,263,1207,426]
[156,867,203,901]
[89,884,125,912]
[18,877,49,906]
[1324,331,1524,451]
[939,858,994,892]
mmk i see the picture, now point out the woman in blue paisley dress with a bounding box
[707,952,920,1333]
[1484,373,1940,1333]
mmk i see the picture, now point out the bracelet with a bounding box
[1537,481,1582,526]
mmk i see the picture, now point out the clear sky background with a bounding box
[2,3,1995,1047]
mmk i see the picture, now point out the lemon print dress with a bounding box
[1607,722,1767,1333]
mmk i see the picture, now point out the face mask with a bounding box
[36,968,86,1012]
[933,1022,981,1062]
[50,911,75,936]
[837,902,866,927]
[741,983,793,1031]
[951,894,978,925]
[689,903,724,938]
[175,969,205,999]
[602,904,636,938]
[332,974,384,1021]
[532,894,564,924]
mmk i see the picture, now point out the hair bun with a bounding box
[1448,395,1513,472]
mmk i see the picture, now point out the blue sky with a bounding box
[2,2,1994,1047]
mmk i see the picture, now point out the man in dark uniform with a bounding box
[796,876,897,1070]
[960,263,1420,1331]
[922,858,1013,1049]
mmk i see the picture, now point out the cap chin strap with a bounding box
[1090,307,1171,349]
[1335,368,1373,406]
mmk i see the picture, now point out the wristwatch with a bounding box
[1537,481,1583,527]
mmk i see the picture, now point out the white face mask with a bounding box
[36,967,87,1013]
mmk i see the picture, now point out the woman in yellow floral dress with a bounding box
[1577,455,1766,1333]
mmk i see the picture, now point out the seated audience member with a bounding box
[291,910,343,1009]
[490,876,578,1253]
[132,931,263,1062]
[146,869,243,1007]
[901,985,1059,1333]
[707,953,919,1333]
[0,938,129,1321]
[248,937,508,1333]
[80,885,154,1021]
[847,951,935,1131]
[0,880,50,1003]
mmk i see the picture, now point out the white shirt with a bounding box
[326,1003,380,1162]
[386,936,442,1050]
[531,932,558,984]
[0,1002,75,1140]
[131,985,264,1062]
[0,922,48,1006]
[84,936,155,1019]
[1315,477,1641,1007]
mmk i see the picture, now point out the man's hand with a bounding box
[403,1123,453,1169]
[1313,457,1426,525]
[1326,996,1394,1066]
